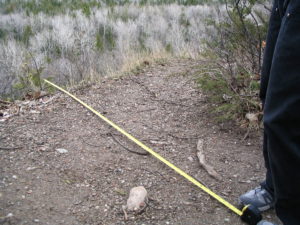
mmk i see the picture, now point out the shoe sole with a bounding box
[238,199,274,213]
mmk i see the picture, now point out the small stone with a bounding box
[26,167,37,171]
[188,156,193,162]
[95,206,100,210]
[224,218,230,222]
[56,148,68,154]
[6,213,13,217]
[126,186,148,211]
[12,175,18,179]
[34,219,40,223]
[30,110,41,114]
[246,113,258,122]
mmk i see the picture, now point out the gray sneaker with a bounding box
[257,220,278,225]
[239,186,275,212]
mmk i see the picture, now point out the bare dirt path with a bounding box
[0,59,280,225]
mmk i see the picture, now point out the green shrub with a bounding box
[22,25,33,46]
[13,53,55,97]
[165,43,173,53]
[0,28,7,40]
[137,29,148,51]
[81,3,91,17]
[95,25,117,52]
[198,0,269,125]
[0,0,226,15]
[95,33,104,52]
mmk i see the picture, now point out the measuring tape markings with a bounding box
[44,79,243,216]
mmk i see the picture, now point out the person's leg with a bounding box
[264,1,300,224]
[239,133,275,212]
[260,0,282,195]
[239,1,281,211]
[260,0,282,104]
[261,131,274,196]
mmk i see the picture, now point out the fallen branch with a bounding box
[109,133,149,156]
[79,136,102,148]
[196,139,221,181]
[0,146,22,150]
[122,206,128,221]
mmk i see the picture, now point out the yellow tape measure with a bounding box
[44,79,243,216]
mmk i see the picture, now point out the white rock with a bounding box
[224,218,230,222]
[6,213,13,217]
[245,113,258,122]
[56,148,68,154]
[126,186,148,211]
[26,167,37,171]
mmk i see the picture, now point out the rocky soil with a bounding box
[0,59,280,225]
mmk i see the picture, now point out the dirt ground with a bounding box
[0,59,281,225]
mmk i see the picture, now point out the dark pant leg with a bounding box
[260,0,282,103]
[264,1,300,224]
[261,131,275,195]
[260,0,282,196]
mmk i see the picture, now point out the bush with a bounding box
[198,0,270,125]
[0,28,7,40]
[0,4,220,98]
[95,25,117,52]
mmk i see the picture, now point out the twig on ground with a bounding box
[79,136,103,148]
[136,108,157,113]
[167,133,200,140]
[0,146,22,150]
[109,133,149,156]
[196,139,221,180]
[122,206,128,221]
[142,123,200,140]
[141,168,170,182]
[151,98,191,108]
[135,202,148,215]
[242,128,250,141]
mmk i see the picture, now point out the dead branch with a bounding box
[196,139,221,181]
[0,146,22,150]
[122,206,128,221]
[109,133,149,156]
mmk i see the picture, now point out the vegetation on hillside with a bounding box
[0,0,271,128]
[0,3,223,98]
[0,0,225,15]
[198,0,270,126]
